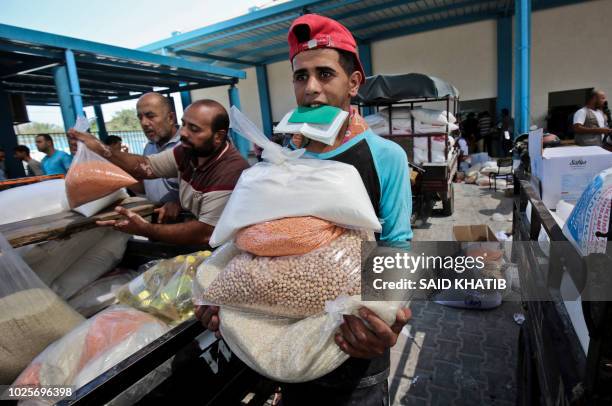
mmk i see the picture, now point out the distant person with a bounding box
[0,148,6,180]
[477,111,492,153]
[496,108,514,156]
[35,134,72,175]
[103,135,128,153]
[14,145,43,176]
[461,112,478,150]
[573,89,611,146]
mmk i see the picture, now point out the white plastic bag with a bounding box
[72,188,129,217]
[51,230,130,300]
[194,245,404,383]
[0,179,68,225]
[563,168,612,256]
[210,107,381,247]
[411,107,457,125]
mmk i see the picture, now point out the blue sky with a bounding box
[1,0,270,127]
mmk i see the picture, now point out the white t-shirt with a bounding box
[573,107,605,128]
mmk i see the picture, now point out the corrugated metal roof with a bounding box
[141,0,588,68]
[0,23,245,106]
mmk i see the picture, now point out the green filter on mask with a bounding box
[288,105,343,125]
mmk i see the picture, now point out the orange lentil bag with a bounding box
[65,143,137,208]
[235,216,345,257]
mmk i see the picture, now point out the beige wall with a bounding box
[190,66,263,130]
[371,20,498,102]
[530,0,612,127]
[266,60,296,122]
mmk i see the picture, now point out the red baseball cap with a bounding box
[288,14,366,84]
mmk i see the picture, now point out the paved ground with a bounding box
[388,183,522,406]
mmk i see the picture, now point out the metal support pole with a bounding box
[64,49,84,120]
[180,90,192,110]
[256,64,273,138]
[0,86,26,178]
[358,42,373,116]
[228,84,250,158]
[497,15,512,121]
[53,65,76,131]
[514,0,531,137]
[94,105,108,142]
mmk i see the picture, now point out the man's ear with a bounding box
[348,71,362,97]
[215,129,228,144]
[168,111,177,125]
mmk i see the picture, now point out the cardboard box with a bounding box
[453,225,499,242]
[528,129,612,209]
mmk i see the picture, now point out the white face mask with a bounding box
[274,107,349,146]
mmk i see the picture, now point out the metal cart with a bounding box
[354,73,460,225]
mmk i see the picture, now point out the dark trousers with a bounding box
[280,379,389,406]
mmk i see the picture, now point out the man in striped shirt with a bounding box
[68,99,249,245]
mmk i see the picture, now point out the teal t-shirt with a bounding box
[41,150,72,175]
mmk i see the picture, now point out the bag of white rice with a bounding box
[0,233,84,384]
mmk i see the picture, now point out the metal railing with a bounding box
[16,131,149,155]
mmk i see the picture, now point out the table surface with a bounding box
[0,197,154,247]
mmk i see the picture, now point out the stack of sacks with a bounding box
[413,135,455,164]
[191,107,406,383]
[13,306,168,392]
[18,228,131,300]
[365,107,413,135]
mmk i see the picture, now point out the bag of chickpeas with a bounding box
[193,242,406,383]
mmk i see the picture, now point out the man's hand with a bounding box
[154,201,181,223]
[96,206,151,236]
[195,305,221,338]
[67,128,107,156]
[335,307,412,359]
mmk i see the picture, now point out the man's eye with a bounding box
[190,125,199,132]
[320,71,332,79]
[294,74,307,82]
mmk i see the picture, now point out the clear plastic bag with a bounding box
[0,233,84,384]
[68,271,140,317]
[116,251,211,324]
[13,306,168,390]
[199,230,370,318]
[194,247,405,383]
[65,141,137,208]
[235,216,345,257]
[209,108,381,247]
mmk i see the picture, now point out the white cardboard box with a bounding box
[529,129,612,209]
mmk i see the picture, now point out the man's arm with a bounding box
[573,123,611,134]
[68,129,160,179]
[97,206,211,245]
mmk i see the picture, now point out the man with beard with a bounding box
[67,99,249,245]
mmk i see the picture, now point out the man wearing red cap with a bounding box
[200,14,413,405]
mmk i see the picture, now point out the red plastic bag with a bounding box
[65,142,137,208]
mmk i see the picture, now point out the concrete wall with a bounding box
[530,0,612,127]
[371,20,498,103]
[190,66,263,130]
